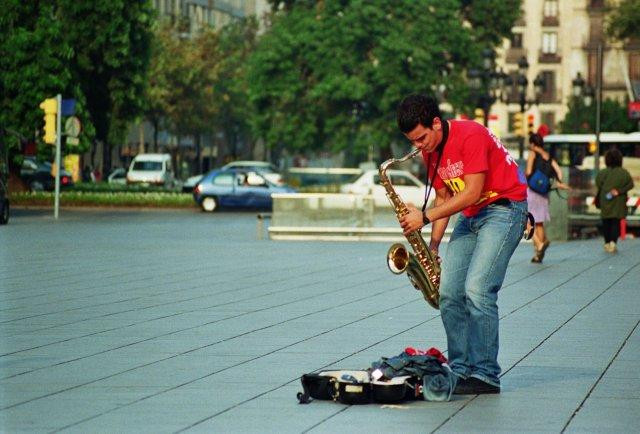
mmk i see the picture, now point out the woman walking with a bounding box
[595,148,634,253]
[525,134,569,263]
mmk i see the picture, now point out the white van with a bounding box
[127,153,175,187]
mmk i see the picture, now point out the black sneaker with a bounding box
[453,377,472,395]
[467,377,500,394]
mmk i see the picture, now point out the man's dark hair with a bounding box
[397,94,441,133]
[529,133,544,147]
[605,148,623,168]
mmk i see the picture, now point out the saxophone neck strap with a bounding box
[422,119,448,213]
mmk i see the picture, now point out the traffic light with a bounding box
[513,112,524,137]
[39,98,58,144]
[474,108,485,124]
[527,114,535,136]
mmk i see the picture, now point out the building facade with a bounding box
[151,0,269,34]
[490,0,639,139]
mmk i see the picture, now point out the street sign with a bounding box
[629,101,640,120]
[65,116,81,137]
[61,99,76,116]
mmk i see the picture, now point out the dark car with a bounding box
[0,175,8,225]
[0,131,7,224]
[20,159,74,191]
[193,168,296,212]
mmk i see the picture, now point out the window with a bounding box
[510,33,523,49]
[542,32,557,54]
[629,53,640,81]
[132,161,162,171]
[212,174,234,186]
[506,71,520,103]
[540,71,556,103]
[543,0,558,17]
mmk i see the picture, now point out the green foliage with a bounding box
[148,23,216,138]
[211,18,259,155]
[9,190,194,208]
[248,0,520,160]
[0,1,82,163]
[606,0,640,41]
[58,0,154,170]
[461,0,522,46]
[0,0,153,173]
[145,18,257,155]
[558,97,637,134]
[69,182,174,193]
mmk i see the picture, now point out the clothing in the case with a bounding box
[422,120,527,217]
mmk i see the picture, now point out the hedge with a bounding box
[9,183,340,208]
[9,191,196,208]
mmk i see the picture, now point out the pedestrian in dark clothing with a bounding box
[595,148,634,253]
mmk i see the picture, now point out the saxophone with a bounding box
[379,148,441,310]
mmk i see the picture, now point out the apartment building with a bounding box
[151,0,269,34]
[491,0,639,138]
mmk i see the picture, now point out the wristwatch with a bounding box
[422,211,431,226]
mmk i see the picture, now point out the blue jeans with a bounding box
[439,200,527,386]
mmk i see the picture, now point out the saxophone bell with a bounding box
[387,243,409,274]
[379,149,441,310]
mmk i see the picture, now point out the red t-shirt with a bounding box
[422,120,527,217]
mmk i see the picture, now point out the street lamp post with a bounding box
[514,56,545,160]
[572,72,595,107]
[572,45,603,173]
[469,49,510,127]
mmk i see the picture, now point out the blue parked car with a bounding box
[193,168,296,212]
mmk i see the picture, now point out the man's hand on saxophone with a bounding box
[399,204,427,236]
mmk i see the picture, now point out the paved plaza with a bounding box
[1,208,639,433]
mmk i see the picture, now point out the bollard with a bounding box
[547,167,569,241]
[256,213,272,240]
[620,218,627,240]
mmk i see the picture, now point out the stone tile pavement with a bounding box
[1,209,638,433]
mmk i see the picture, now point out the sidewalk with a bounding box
[0,209,638,433]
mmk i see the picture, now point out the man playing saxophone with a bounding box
[396,94,528,395]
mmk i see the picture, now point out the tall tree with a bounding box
[144,22,171,152]
[145,18,258,168]
[606,0,640,41]
[210,18,258,160]
[58,0,153,174]
[248,0,520,161]
[460,0,522,46]
[558,97,636,133]
[146,23,221,173]
[0,1,93,167]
